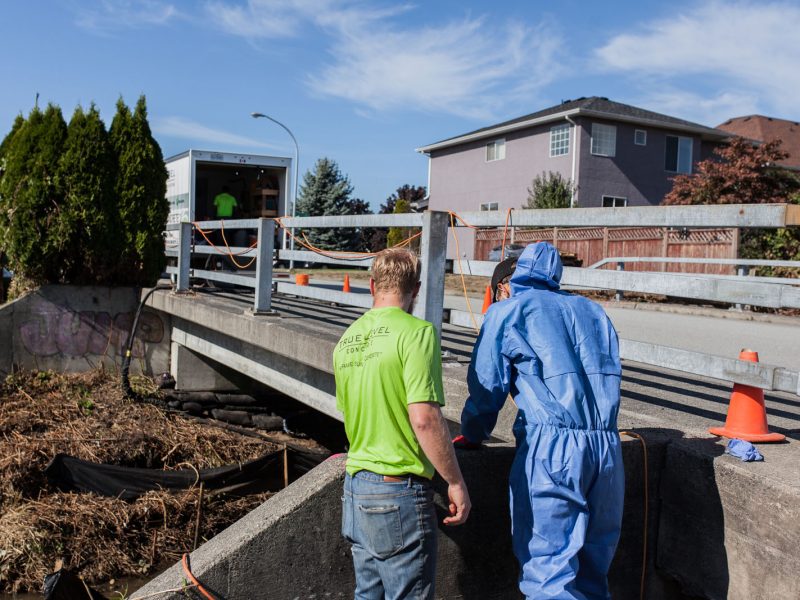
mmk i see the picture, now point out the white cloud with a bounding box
[309,17,561,120]
[74,0,179,32]
[634,89,761,127]
[595,1,800,120]
[203,1,563,120]
[152,116,281,150]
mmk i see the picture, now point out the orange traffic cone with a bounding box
[481,285,492,314]
[342,275,351,293]
[708,349,785,443]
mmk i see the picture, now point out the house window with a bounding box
[634,129,647,146]
[550,124,570,157]
[480,202,499,211]
[602,196,627,208]
[665,135,693,173]
[486,139,506,162]
[591,123,616,157]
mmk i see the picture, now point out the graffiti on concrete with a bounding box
[19,298,164,359]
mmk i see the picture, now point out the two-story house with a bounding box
[416,96,730,258]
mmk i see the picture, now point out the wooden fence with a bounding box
[474,227,738,274]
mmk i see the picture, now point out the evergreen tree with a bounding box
[110,96,169,285]
[57,104,120,284]
[0,104,68,283]
[295,158,357,251]
[0,114,24,166]
[525,171,575,209]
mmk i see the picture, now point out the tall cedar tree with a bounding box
[295,158,364,251]
[382,185,425,251]
[0,105,68,283]
[525,171,575,208]
[57,105,121,284]
[663,137,800,274]
[109,96,169,285]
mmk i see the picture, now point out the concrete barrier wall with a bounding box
[136,437,695,600]
[0,285,171,376]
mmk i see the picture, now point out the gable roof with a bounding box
[716,115,800,169]
[416,96,730,154]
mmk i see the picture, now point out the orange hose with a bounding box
[181,553,215,600]
[449,212,480,332]
[500,207,512,260]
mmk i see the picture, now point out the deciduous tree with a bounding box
[663,136,800,272]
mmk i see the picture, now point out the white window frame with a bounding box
[485,138,506,162]
[634,129,647,146]
[480,202,499,211]
[665,135,693,174]
[591,123,617,157]
[602,196,627,208]
[549,124,570,157]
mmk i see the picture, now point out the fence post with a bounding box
[414,210,449,337]
[177,222,192,292]
[615,261,625,302]
[734,264,750,311]
[253,218,277,314]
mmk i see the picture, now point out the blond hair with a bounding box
[371,248,421,296]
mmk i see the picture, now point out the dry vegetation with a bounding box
[0,369,278,593]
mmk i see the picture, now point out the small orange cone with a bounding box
[709,349,785,443]
[342,275,351,293]
[481,285,492,314]
[295,274,309,286]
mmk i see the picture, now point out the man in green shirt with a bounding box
[213,185,238,218]
[334,248,471,599]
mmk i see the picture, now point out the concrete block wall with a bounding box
[0,285,171,376]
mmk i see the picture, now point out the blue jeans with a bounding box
[342,471,437,600]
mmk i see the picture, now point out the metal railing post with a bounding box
[734,264,750,311]
[254,218,277,314]
[614,261,625,302]
[177,222,192,292]
[414,210,449,337]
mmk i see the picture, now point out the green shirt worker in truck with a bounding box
[334,248,471,600]
[213,185,238,218]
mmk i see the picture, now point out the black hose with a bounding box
[121,285,172,403]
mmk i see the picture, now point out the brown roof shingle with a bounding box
[716,115,800,169]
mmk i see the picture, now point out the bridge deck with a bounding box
[153,287,799,446]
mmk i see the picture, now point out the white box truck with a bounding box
[165,149,293,248]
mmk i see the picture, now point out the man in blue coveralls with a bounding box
[456,242,624,599]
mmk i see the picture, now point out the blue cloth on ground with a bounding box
[726,438,764,462]
[461,242,624,600]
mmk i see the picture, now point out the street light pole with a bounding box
[251,112,299,268]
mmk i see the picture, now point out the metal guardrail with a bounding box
[164,205,800,394]
[590,256,800,269]
[454,203,800,228]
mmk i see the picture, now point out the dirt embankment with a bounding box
[0,370,278,594]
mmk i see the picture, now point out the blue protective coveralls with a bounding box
[460,242,624,600]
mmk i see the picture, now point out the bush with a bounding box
[525,171,575,209]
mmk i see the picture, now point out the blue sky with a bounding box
[2,0,799,208]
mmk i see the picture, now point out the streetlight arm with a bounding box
[252,111,300,263]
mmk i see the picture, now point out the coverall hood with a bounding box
[510,242,562,293]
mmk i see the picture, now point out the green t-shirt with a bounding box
[333,306,445,479]
[213,192,238,217]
